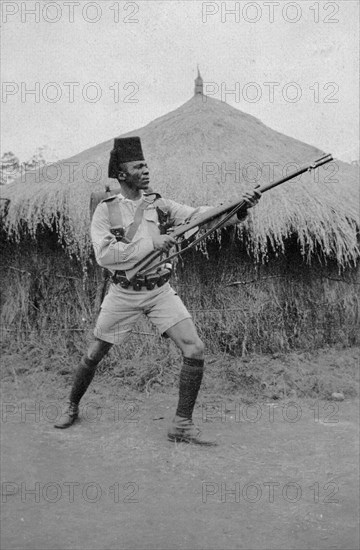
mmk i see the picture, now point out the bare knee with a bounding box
[182,337,205,359]
[87,338,113,364]
[166,319,205,359]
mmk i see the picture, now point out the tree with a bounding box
[0,146,55,185]
[0,151,20,185]
[22,146,48,172]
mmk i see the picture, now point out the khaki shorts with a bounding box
[94,282,191,344]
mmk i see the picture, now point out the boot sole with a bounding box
[167,433,218,446]
[54,416,79,429]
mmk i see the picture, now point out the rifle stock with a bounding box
[126,154,333,281]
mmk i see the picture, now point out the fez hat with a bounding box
[108,136,144,178]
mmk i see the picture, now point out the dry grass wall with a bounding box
[1,228,358,364]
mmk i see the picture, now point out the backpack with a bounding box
[89,185,119,220]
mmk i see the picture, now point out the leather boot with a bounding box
[54,357,97,429]
[54,402,79,429]
[167,416,217,446]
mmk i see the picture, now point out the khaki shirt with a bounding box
[91,193,244,273]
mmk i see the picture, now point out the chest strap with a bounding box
[105,192,162,243]
[105,196,129,243]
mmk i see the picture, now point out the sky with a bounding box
[1,0,359,163]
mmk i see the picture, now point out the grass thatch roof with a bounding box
[1,94,359,266]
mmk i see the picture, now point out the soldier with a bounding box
[55,137,260,445]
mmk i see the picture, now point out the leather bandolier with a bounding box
[90,189,173,292]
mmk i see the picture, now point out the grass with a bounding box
[1,231,359,402]
[1,339,358,403]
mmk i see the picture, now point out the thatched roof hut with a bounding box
[1,75,359,355]
[1,76,359,267]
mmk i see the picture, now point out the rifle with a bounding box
[90,185,119,310]
[125,154,333,281]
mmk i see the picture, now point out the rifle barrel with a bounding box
[258,153,333,193]
[126,154,333,280]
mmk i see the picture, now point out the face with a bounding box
[119,160,150,191]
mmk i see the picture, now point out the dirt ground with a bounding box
[1,350,359,550]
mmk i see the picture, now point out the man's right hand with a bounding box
[152,234,177,252]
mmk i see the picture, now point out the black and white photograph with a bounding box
[1,1,359,549]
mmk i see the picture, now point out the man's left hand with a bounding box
[242,189,262,208]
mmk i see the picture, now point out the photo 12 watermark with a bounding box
[202,480,340,504]
[202,400,340,424]
[200,81,339,104]
[2,481,139,504]
[201,2,340,24]
[1,2,140,24]
[0,159,103,187]
[2,158,133,186]
[201,160,339,185]
[1,400,140,424]
[1,81,139,104]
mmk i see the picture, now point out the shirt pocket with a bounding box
[143,208,158,224]
[143,208,160,236]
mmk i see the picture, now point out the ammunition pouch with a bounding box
[112,264,172,291]
[156,266,172,287]
[110,226,131,243]
[112,271,131,289]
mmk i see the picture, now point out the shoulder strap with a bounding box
[104,195,146,243]
[104,191,163,243]
[124,191,163,242]
[101,195,130,243]
[103,196,124,230]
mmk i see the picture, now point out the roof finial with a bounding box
[194,65,203,95]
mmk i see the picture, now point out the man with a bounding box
[55,137,261,445]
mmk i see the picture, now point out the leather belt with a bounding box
[112,265,172,291]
